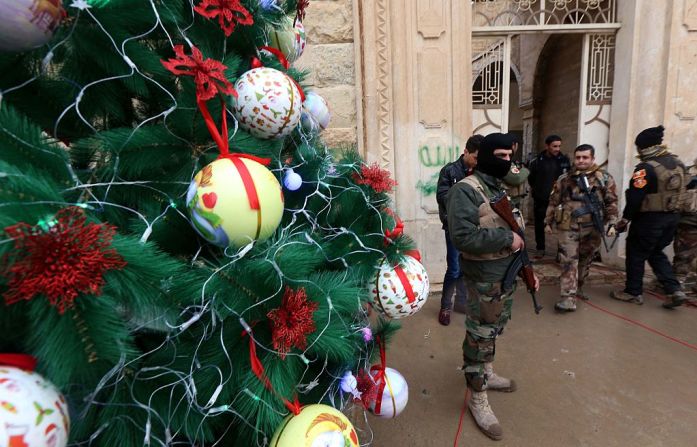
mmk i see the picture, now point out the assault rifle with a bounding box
[576,174,609,251]
[490,192,542,314]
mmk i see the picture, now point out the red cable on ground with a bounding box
[453,387,470,447]
[580,300,697,352]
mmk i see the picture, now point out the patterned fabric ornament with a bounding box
[353,163,397,193]
[194,0,253,36]
[161,45,235,101]
[370,255,429,319]
[267,16,306,63]
[1,207,126,314]
[270,404,359,447]
[267,287,318,358]
[232,67,303,139]
[0,0,65,52]
[0,366,70,447]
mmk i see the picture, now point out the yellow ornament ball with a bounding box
[270,404,359,447]
[186,157,284,248]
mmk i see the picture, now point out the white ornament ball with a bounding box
[371,255,429,319]
[301,92,331,133]
[368,367,408,418]
[0,0,64,52]
[0,366,70,447]
[283,168,302,191]
[232,67,303,139]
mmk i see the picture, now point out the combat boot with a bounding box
[662,290,687,309]
[468,389,503,440]
[484,363,517,392]
[610,290,643,305]
[554,296,577,312]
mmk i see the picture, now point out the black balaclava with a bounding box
[477,133,513,179]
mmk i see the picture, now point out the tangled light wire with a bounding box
[0,1,399,445]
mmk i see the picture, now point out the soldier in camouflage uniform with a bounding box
[447,133,539,440]
[544,144,618,311]
[673,158,697,300]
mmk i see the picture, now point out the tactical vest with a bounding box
[459,175,518,261]
[639,159,686,213]
[555,169,608,230]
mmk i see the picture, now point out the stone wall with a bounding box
[536,34,583,155]
[296,0,358,149]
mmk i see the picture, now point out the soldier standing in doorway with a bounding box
[544,144,618,311]
[528,135,571,257]
[672,157,697,301]
[611,125,688,308]
[447,133,539,440]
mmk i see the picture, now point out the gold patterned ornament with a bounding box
[270,404,359,447]
[267,16,306,63]
[185,157,284,248]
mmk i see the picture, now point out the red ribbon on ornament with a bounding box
[250,47,306,103]
[393,261,416,304]
[369,336,388,414]
[0,354,37,371]
[197,99,271,212]
[242,328,302,416]
[405,250,421,262]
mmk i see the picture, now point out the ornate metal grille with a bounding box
[472,39,505,105]
[472,0,617,28]
[587,33,615,104]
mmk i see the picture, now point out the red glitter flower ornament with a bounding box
[352,162,397,193]
[161,45,235,101]
[1,207,126,314]
[194,0,254,37]
[267,287,318,359]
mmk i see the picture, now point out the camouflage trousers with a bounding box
[462,281,515,391]
[558,226,601,297]
[673,223,697,294]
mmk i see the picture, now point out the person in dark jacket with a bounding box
[436,134,482,326]
[611,125,688,308]
[528,135,571,256]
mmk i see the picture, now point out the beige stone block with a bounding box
[311,85,357,128]
[296,43,355,88]
[303,0,354,44]
[319,127,357,148]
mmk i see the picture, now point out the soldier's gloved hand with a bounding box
[606,225,616,237]
[544,224,553,234]
[615,219,629,233]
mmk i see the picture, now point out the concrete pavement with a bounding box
[364,282,697,446]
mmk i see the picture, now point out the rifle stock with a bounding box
[490,192,542,314]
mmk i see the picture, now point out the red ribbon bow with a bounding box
[369,336,388,414]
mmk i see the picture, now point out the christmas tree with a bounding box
[0,1,428,445]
